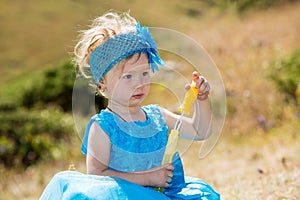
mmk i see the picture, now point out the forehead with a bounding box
[121,53,150,72]
[105,53,150,79]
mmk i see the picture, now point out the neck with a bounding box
[107,102,140,114]
[106,102,145,122]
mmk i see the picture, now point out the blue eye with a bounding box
[122,74,132,79]
[142,71,149,76]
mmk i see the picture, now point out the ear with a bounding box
[98,80,106,92]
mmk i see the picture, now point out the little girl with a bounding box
[40,12,221,200]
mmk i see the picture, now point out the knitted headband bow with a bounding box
[89,23,164,84]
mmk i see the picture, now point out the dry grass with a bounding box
[182,116,300,199]
[1,1,300,200]
[195,1,300,137]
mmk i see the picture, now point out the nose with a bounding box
[133,74,147,89]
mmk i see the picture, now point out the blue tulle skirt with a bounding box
[40,171,221,200]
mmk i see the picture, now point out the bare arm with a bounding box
[161,75,212,141]
[86,121,174,187]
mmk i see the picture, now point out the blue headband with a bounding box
[89,23,164,84]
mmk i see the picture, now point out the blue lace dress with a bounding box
[40,104,221,200]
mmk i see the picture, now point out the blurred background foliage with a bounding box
[269,49,300,104]
[0,108,73,167]
[0,0,300,198]
[0,61,76,167]
[0,60,107,167]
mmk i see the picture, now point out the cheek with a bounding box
[110,81,133,97]
[105,80,122,98]
[143,83,151,94]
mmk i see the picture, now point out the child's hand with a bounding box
[195,75,210,101]
[146,163,174,188]
[186,71,210,101]
[185,71,210,101]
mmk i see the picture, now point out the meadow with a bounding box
[0,0,299,199]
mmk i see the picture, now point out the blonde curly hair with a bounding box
[73,11,137,82]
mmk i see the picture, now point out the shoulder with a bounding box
[88,121,110,143]
[81,111,112,155]
[83,110,113,143]
[91,110,108,122]
[90,110,115,130]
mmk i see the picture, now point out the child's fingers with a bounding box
[167,170,173,178]
[197,77,210,93]
[198,90,209,101]
[197,77,210,101]
[164,163,174,171]
[162,163,174,179]
[195,76,204,89]
[165,169,173,187]
[166,176,172,183]
[202,82,210,94]
[198,77,209,91]
[185,83,191,90]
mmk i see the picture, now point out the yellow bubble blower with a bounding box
[157,71,201,192]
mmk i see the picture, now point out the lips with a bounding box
[132,93,144,99]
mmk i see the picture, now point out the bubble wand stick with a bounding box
[157,71,200,192]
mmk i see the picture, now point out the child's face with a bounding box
[104,53,151,107]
